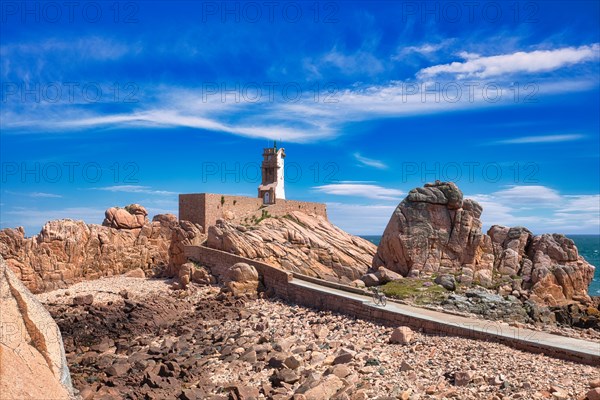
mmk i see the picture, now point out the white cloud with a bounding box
[470,186,600,234]
[394,39,455,59]
[314,183,403,201]
[402,43,444,55]
[30,192,62,198]
[1,102,335,143]
[0,37,136,61]
[559,195,600,213]
[5,191,63,198]
[491,185,562,205]
[312,48,384,77]
[2,43,599,143]
[353,152,388,169]
[418,44,600,79]
[92,185,177,195]
[495,134,585,144]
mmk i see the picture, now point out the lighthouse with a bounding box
[257,141,285,204]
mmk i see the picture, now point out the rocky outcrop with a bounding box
[0,206,204,293]
[373,181,491,276]
[374,181,595,305]
[102,204,148,229]
[486,227,595,304]
[206,211,376,283]
[0,256,74,399]
[526,233,595,304]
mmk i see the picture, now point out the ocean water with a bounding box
[360,234,600,296]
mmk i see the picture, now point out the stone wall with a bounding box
[185,245,599,366]
[179,193,327,229]
[185,244,293,296]
[284,281,598,365]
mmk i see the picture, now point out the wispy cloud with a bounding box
[2,42,599,143]
[490,185,562,205]
[325,50,383,75]
[314,183,403,201]
[494,134,585,144]
[1,77,597,143]
[5,191,63,198]
[419,44,600,79]
[30,192,63,198]
[0,37,135,60]
[353,152,388,169]
[306,47,385,78]
[393,39,455,59]
[470,186,600,234]
[92,185,176,195]
[1,37,140,81]
[1,103,335,143]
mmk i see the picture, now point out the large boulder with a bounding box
[102,204,148,229]
[223,262,260,297]
[207,211,376,283]
[373,181,489,276]
[0,256,74,399]
[0,208,204,293]
[373,181,596,305]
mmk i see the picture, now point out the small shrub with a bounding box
[255,210,272,224]
[382,278,447,305]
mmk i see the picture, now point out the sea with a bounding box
[360,234,600,297]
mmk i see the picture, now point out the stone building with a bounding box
[179,144,327,229]
[257,142,285,204]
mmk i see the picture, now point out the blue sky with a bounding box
[1,0,599,235]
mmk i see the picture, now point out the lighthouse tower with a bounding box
[258,141,285,204]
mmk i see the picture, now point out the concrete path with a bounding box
[291,278,600,365]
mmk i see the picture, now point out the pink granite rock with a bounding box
[373,181,595,305]
[0,208,204,293]
[0,256,74,399]
[207,211,376,282]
